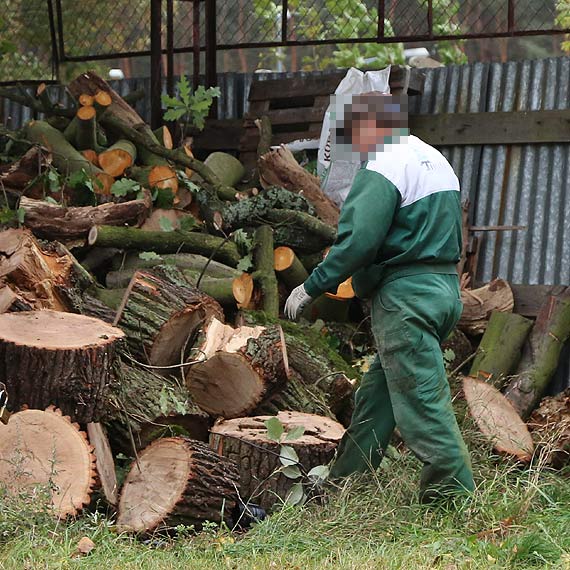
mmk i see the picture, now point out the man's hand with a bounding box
[284,284,313,320]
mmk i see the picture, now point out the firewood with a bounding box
[36,82,54,114]
[105,361,211,454]
[87,225,241,267]
[259,145,340,226]
[463,376,534,462]
[0,145,51,200]
[210,411,344,509]
[75,105,99,151]
[0,310,124,423]
[274,246,309,290]
[255,115,272,158]
[87,422,118,506]
[78,93,95,107]
[153,125,173,149]
[505,289,570,419]
[252,225,279,317]
[19,195,150,241]
[186,318,289,418]
[117,437,239,533]
[25,121,113,195]
[81,149,100,167]
[0,406,97,518]
[129,164,179,195]
[458,279,514,335]
[114,266,223,368]
[93,90,112,111]
[469,311,533,388]
[203,152,246,187]
[99,140,137,177]
[0,284,32,313]
[528,389,570,468]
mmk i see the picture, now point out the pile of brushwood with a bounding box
[0,73,568,535]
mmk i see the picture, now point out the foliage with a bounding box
[162,76,221,131]
[556,0,570,53]
[110,178,142,198]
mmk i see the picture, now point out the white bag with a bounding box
[317,66,391,207]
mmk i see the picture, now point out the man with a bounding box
[284,94,474,502]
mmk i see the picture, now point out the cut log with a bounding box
[505,289,570,419]
[87,422,118,506]
[36,82,54,114]
[210,411,345,510]
[0,406,96,517]
[105,361,211,454]
[459,279,514,335]
[183,144,194,178]
[252,225,279,318]
[20,196,150,241]
[114,266,223,368]
[129,164,179,195]
[469,311,533,389]
[274,246,309,290]
[258,145,340,226]
[81,149,100,167]
[25,121,113,195]
[255,116,272,158]
[75,105,99,151]
[0,146,51,201]
[78,93,95,107]
[81,286,123,323]
[0,310,124,423]
[0,228,84,311]
[154,125,173,149]
[528,389,570,468]
[303,294,351,323]
[186,318,289,418]
[94,89,112,111]
[204,152,246,187]
[99,140,137,177]
[463,376,534,462]
[0,284,32,312]
[117,437,239,533]
[87,225,241,267]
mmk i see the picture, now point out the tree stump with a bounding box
[463,376,534,462]
[117,437,239,533]
[0,406,97,517]
[210,411,345,510]
[186,318,289,418]
[0,310,124,423]
[114,266,223,369]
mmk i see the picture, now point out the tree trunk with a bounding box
[87,225,241,267]
[469,311,533,389]
[252,225,279,317]
[463,376,534,462]
[186,318,289,418]
[258,145,340,226]
[0,406,97,518]
[99,140,137,177]
[117,437,239,533]
[24,121,113,195]
[0,310,124,423]
[210,411,344,510]
[87,422,119,507]
[274,246,309,290]
[105,361,211,454]
[204,152,246,187]
[505,289,570,419]
[459,279,514,335]
[20,196,150,241]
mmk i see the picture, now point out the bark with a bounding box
[459,279,514,335]
[0,406,97,517]
[114,265,223,368]
[117,437,239,533]
[203,152,246,187]
[210,411,344,510]
[104,361,211,454]
[0,146,51,201]
[0,284,32,312]
[274,246,309,290]
[252,225,279,318]
[505,289,570,419]
[255,116,272,158]
[258,145,340,226]
[463,376,534,462]
[75,106,99,152]
[87,225,241,267]
[469,311,533,389]
[20,196,150,241]
[24,121,113,195]
[81,285,124,323]
[186,318,289,418]
[0,310,124,423]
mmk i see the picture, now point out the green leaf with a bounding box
[178,75,191,106]
[47,170,61,194]
[285,482,305,506]
[443,348,456,363]
[159,216,175,232]
[279,445,299,467]
[285,426,305,441]
[161,94,186,108]
[68,170,87,188]
[16,207,25,224]
[163,108,188,122]
[307,465,329,482]
[237,255,253,273]
[138,251,163,261]
[179,215,198,232]
[280,465,302,479]
[110,178,141,197]
[264,417,284,442]
[44,196,59,205]
[158,387,169,416]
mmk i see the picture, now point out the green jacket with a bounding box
[304,135,462,299]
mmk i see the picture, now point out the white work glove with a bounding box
[284,284,313,320]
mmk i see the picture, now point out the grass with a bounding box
[1,418,569,569]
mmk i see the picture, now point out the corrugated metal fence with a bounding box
[2,59,570,288]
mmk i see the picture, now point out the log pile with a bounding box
[2,71,570,535]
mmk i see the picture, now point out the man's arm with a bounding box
[303,168,400,299]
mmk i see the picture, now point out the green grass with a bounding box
[1,422,570,570]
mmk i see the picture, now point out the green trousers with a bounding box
[329,273,474,501]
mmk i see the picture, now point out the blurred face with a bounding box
[350,118,393,154]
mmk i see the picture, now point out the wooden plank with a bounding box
[192,119,243,152]
[511,285,567,318]
[411,109,570,146]
[244,105,327,126]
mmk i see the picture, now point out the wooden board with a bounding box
[511,284,568,318]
